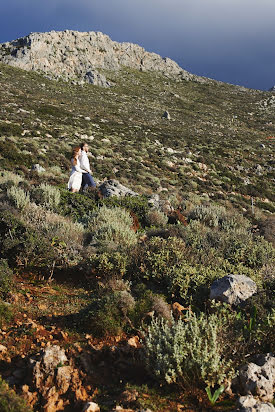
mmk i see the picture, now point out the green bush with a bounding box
[0,211,56,270]
[100,195,150,227]
[58,190,97,222]
[0,301,13,328]
[145,209,168,227]
[88,205,137,251]
[31,183,61,210]
[144,311,235,387]
[0,259,14,299]
[79,289,135,337]
[7,186,30,210]
[87,251,129,281]
[0,377,31,412]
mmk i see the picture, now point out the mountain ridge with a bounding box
[0,30,205,86]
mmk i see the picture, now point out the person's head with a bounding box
[80,142,89,153]
[72,146,81,165]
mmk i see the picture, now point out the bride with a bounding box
[67,147,86,192]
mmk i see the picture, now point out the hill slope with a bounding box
[0,61,274,212]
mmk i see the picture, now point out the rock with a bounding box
[82,402,100,411]
[269,86,275,92]
[85,70,113,88]
[148,194,174,214]
[238,395,257,408]
[56,365,72,394]
[127,336,140,348]
[99,179,138,198]
[31,163,45,173]
[0,344,7,353]
[259,144,266,148]
[210,274,257,305]
[162,110,171,119]
[0,30,201,86]
[238,353,275,402]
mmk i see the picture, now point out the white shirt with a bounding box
[79,150,91,174]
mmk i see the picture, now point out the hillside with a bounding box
[0,44,274,412]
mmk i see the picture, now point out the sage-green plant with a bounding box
[144,310,235,387]
[7,186,30,210]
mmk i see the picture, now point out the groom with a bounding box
[79,142,96,190]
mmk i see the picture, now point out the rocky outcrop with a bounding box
[0,30,200,86]
[237,353,275,403]
[28,345,88,411]
[235,395,275,412]
[210,274,257,305]
[99,179,138,198]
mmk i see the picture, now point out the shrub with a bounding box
[100,195,150,227]
[79,289,135,337]
[0,376,31,412]
[87,251,129,281]
[58,190,97,222]
[188,204,225,227]
[145,209,168,227]
[0,171,25,189]
[7,186,30,210]
[0,301,13,328]
[0,210,56,270]
[31,183,61,210]
[0,259,13,299]
[144,311,235,387]
[88,205,137,251]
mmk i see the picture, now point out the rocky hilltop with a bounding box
[0,30,200,86]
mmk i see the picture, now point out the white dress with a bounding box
[67,159,86,191]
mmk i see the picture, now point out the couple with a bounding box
[68,142,96,193]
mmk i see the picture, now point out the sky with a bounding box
[1,0,275,90]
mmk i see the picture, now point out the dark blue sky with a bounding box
[1,0,275,90]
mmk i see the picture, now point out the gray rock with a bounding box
[0,30,202,86]
[99,179,138,198]
[162,110,171,120]
[85,70,113,88]
[268,86,275,92]
[259,144,266,148]
[210,274,257,305]
[238,353,275,402]
[31,164,45,173]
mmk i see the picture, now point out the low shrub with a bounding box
[88,205,137,251]
[0,301,13,328]
[7,186,30,210]
[0,259,14,299]
[87,251,129,281]
[0,376,31,412]
[145,209,168,227]
[58,190,97,222]
[31,183,61,210]
[144,310,235,387]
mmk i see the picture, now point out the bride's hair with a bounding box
[72,146,81,166]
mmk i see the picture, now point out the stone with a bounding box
[0,30,201,87]
[56,365,72,394]
[99,179,138,198]
[162,110,171,119]
[82,401,100,412]
[0,344,7,353]
[238,353,275,402]
[210,274,257,305]
[85,70,113,88]
[31,163,45,173]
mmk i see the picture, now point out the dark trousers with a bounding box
[82,173,96,189]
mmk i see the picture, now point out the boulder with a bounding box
[235,394,275,411]
[82,402,100,412]
[210,274,257,305]
[162,110,171,119]
[31,164,45,173]
[99,179,138,198]
[85,70,113,88]
[238,353,275,402]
